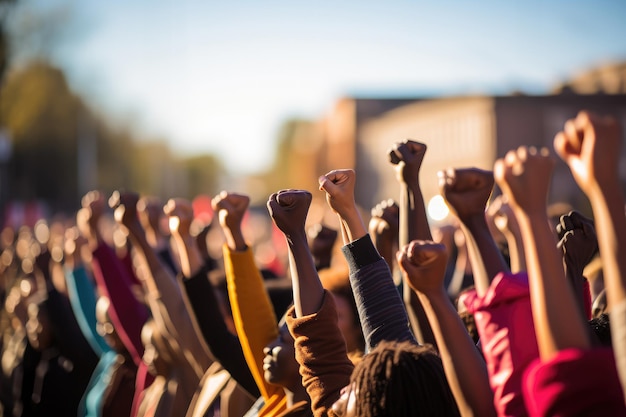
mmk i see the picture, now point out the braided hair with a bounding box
[349,340,460,417]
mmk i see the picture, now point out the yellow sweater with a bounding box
[223,245,287,416]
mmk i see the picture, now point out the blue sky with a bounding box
[12,0,626,174]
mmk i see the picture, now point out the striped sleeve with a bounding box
[341,234,415,351]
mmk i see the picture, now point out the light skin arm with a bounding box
[267,189,323,317]
[495,146,590,360]
[399,240,496,417]
[439,168,508,298]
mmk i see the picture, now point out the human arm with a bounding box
[267,189,323,317]
[77,191,149,366]
[486,195,526,273]
[389,140,437,345]
[554,110,626,395]
[556,210,598,320]
[308,223,338,272]
[439,168,508,297]
[368,199,399,273]
[494,146,590,360]
[110,191,212,379]
[399,240,496,417]
[165,197,260,398]
[319,169,414,349]
[212,191,284,407]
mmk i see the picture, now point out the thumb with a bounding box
[319,175,336,194]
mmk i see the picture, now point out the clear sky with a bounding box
[12,0,626,174]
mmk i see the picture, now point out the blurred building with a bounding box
[305,63,626,219]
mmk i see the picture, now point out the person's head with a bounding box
[332,340,460,417]
[589,314,612,347]
[141,319,172,376]
[262,322,301,391]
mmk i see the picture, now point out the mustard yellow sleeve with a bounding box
[223,245,286,415]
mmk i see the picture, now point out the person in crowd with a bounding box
[271,171,460,416]
[494,143,626,415]
[211,191,311,416]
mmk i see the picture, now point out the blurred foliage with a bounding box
[0,60,226,216]
[0,0,17,81]
[0,61,82,210]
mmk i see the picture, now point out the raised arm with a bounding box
[486,195,526,273]
[389,140,437,345]
[495,146,590,359]
[554,110,626,395]
[212,191,284,409]
[110,191,212,379]
[308,223,338,272]
[164,197,259,397]
[439,168,508,297]
[368,199,399,274]
[267,190,322,317]
[77,191,148,367]
[319,169,414,349]
[399,240,495,417]
[270,189,354,415]
[556,210,598,320]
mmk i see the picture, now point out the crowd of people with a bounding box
[0,110,625,416]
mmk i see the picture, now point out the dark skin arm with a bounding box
[439,168,508,298]
[486,195,526,273]
[318,170,367,244]
[163,198,203,278]
[556,210,598,319]
[389,140,437,345]
[554,111,626,393]
[211,191,249,252]
[308,223,338,271]
[268,190,324,317]
[495,146,590,360]
[399,240,495,417]
[368,199,399,274]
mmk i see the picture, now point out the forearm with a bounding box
[419,290,495,417]
[338,210,367,244]
[172,234,203,278]
[460,216,509,297]
[402,181,432,244]
[588,183,626,308]
[223,224,247,251]
[517,212,590,359]
[288,234,325,317]
[343,235,415,349]
[502,229,526,273]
